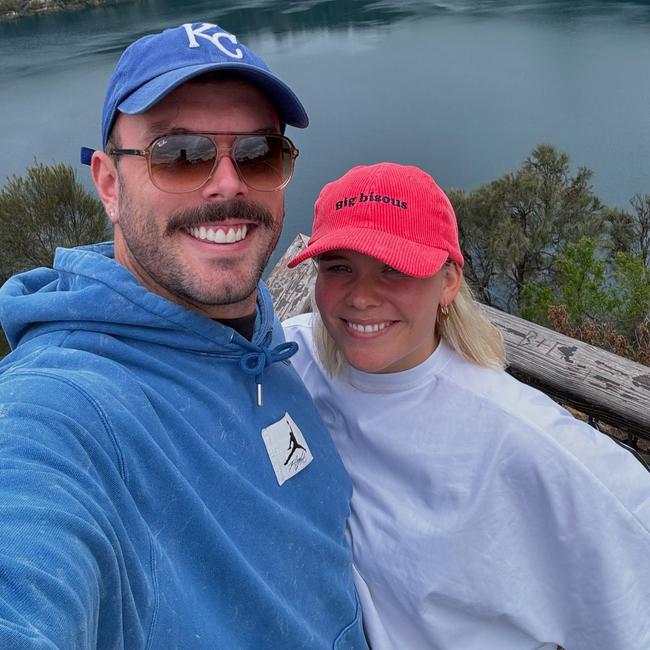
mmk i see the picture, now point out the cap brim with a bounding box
[287,228,450,278]
[118,62,309,128]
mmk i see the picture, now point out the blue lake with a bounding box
[2,0,650,266]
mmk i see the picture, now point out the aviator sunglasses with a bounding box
[105,132,299,193]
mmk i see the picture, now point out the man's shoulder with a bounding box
[0,346,139,478]
[0,342,142,414]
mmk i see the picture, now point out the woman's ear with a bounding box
[440,262,463,307]
[91,151,120,226]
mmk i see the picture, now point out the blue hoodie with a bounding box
[0,243,366,650]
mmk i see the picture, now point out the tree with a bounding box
[520,237,650,364]
[555,238,615,323]
[520,238,614,325]
[0,161,109,357]
[605,194,650,267]
[610,251,650,336]
[0,161,108,280]
[449,145,605,311]
[447,185,502,305]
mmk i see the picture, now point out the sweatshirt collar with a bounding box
[345,339,453,393]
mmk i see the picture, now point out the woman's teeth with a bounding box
[347,321,391,334]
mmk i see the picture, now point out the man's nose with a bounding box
[200,152,248,201]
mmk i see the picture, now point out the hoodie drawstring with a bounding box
[239,338,298,406]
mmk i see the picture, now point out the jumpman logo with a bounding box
[262,413,313,485]
[284,421,306,466]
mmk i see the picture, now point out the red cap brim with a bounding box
[287,228,451,278]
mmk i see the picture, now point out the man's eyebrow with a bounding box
[141,122,181,140]
[142,125,281,139]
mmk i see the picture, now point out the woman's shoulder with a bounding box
[443,344,650,511]
[282,312,316,349]
[282,312,315,333]
[281,312,322,377]
[443,346,591,446]
[439,342,528,408]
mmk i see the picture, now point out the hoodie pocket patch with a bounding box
[261,412,313,486]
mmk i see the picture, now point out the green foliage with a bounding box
[519,236,649,363]
[0,0,58,15]
[448,186,503,306]
[520,283,554,325]
[0,0,120,19]
[603,194,650,266]
[610,251,650,333]
[450,144,604,311]
[522,237,649,329]
[625,194,650,266]
[0,0,21,13]
[556,237,615,323]
[0,161,109,283]
[603,206,637,254]
[545,238,649,336]
[0,161,108,359]
[451,146,649,364]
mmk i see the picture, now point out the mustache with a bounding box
[165,200,274,236]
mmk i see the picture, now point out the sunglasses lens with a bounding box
[148,134,295,192]
[233,135,293,191]
[149,135,217,192]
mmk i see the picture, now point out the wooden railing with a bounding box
[268,234,650,445]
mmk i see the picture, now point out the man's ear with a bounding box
[440,262,463,306]
[91,151,120,225]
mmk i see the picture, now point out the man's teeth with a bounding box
[188,225,248,243]
[347,321,391,334]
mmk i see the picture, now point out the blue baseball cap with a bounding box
[88,21,308,158]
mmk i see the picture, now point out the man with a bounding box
[0,22,367,649]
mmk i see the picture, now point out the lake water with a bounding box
[2,0,650,267]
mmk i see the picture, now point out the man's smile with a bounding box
[186,224,250,244]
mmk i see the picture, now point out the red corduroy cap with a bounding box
[288,162,464,277]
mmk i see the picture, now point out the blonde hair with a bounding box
[312,273,506,377]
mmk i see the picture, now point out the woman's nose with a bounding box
[345,276,382,310]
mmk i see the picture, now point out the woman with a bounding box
[283,162,650,650]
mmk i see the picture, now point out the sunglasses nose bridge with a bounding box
[202,138,247,191]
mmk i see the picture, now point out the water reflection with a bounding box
[3,0,650,81]
[1,0,650,270]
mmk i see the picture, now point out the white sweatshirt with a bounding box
[284,312,650,650]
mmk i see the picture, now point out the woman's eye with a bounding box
[383,265,405,276]
[322,264,351,273]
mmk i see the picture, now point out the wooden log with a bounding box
[267,234,650,440]
[482,306,650,439]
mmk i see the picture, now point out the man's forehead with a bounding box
[113,76,281,138]
[148,76,276,115]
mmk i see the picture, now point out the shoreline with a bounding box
[0,0,131,21]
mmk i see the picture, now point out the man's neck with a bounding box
[216,311,257,340]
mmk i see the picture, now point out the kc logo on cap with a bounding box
[182,23,244,58]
